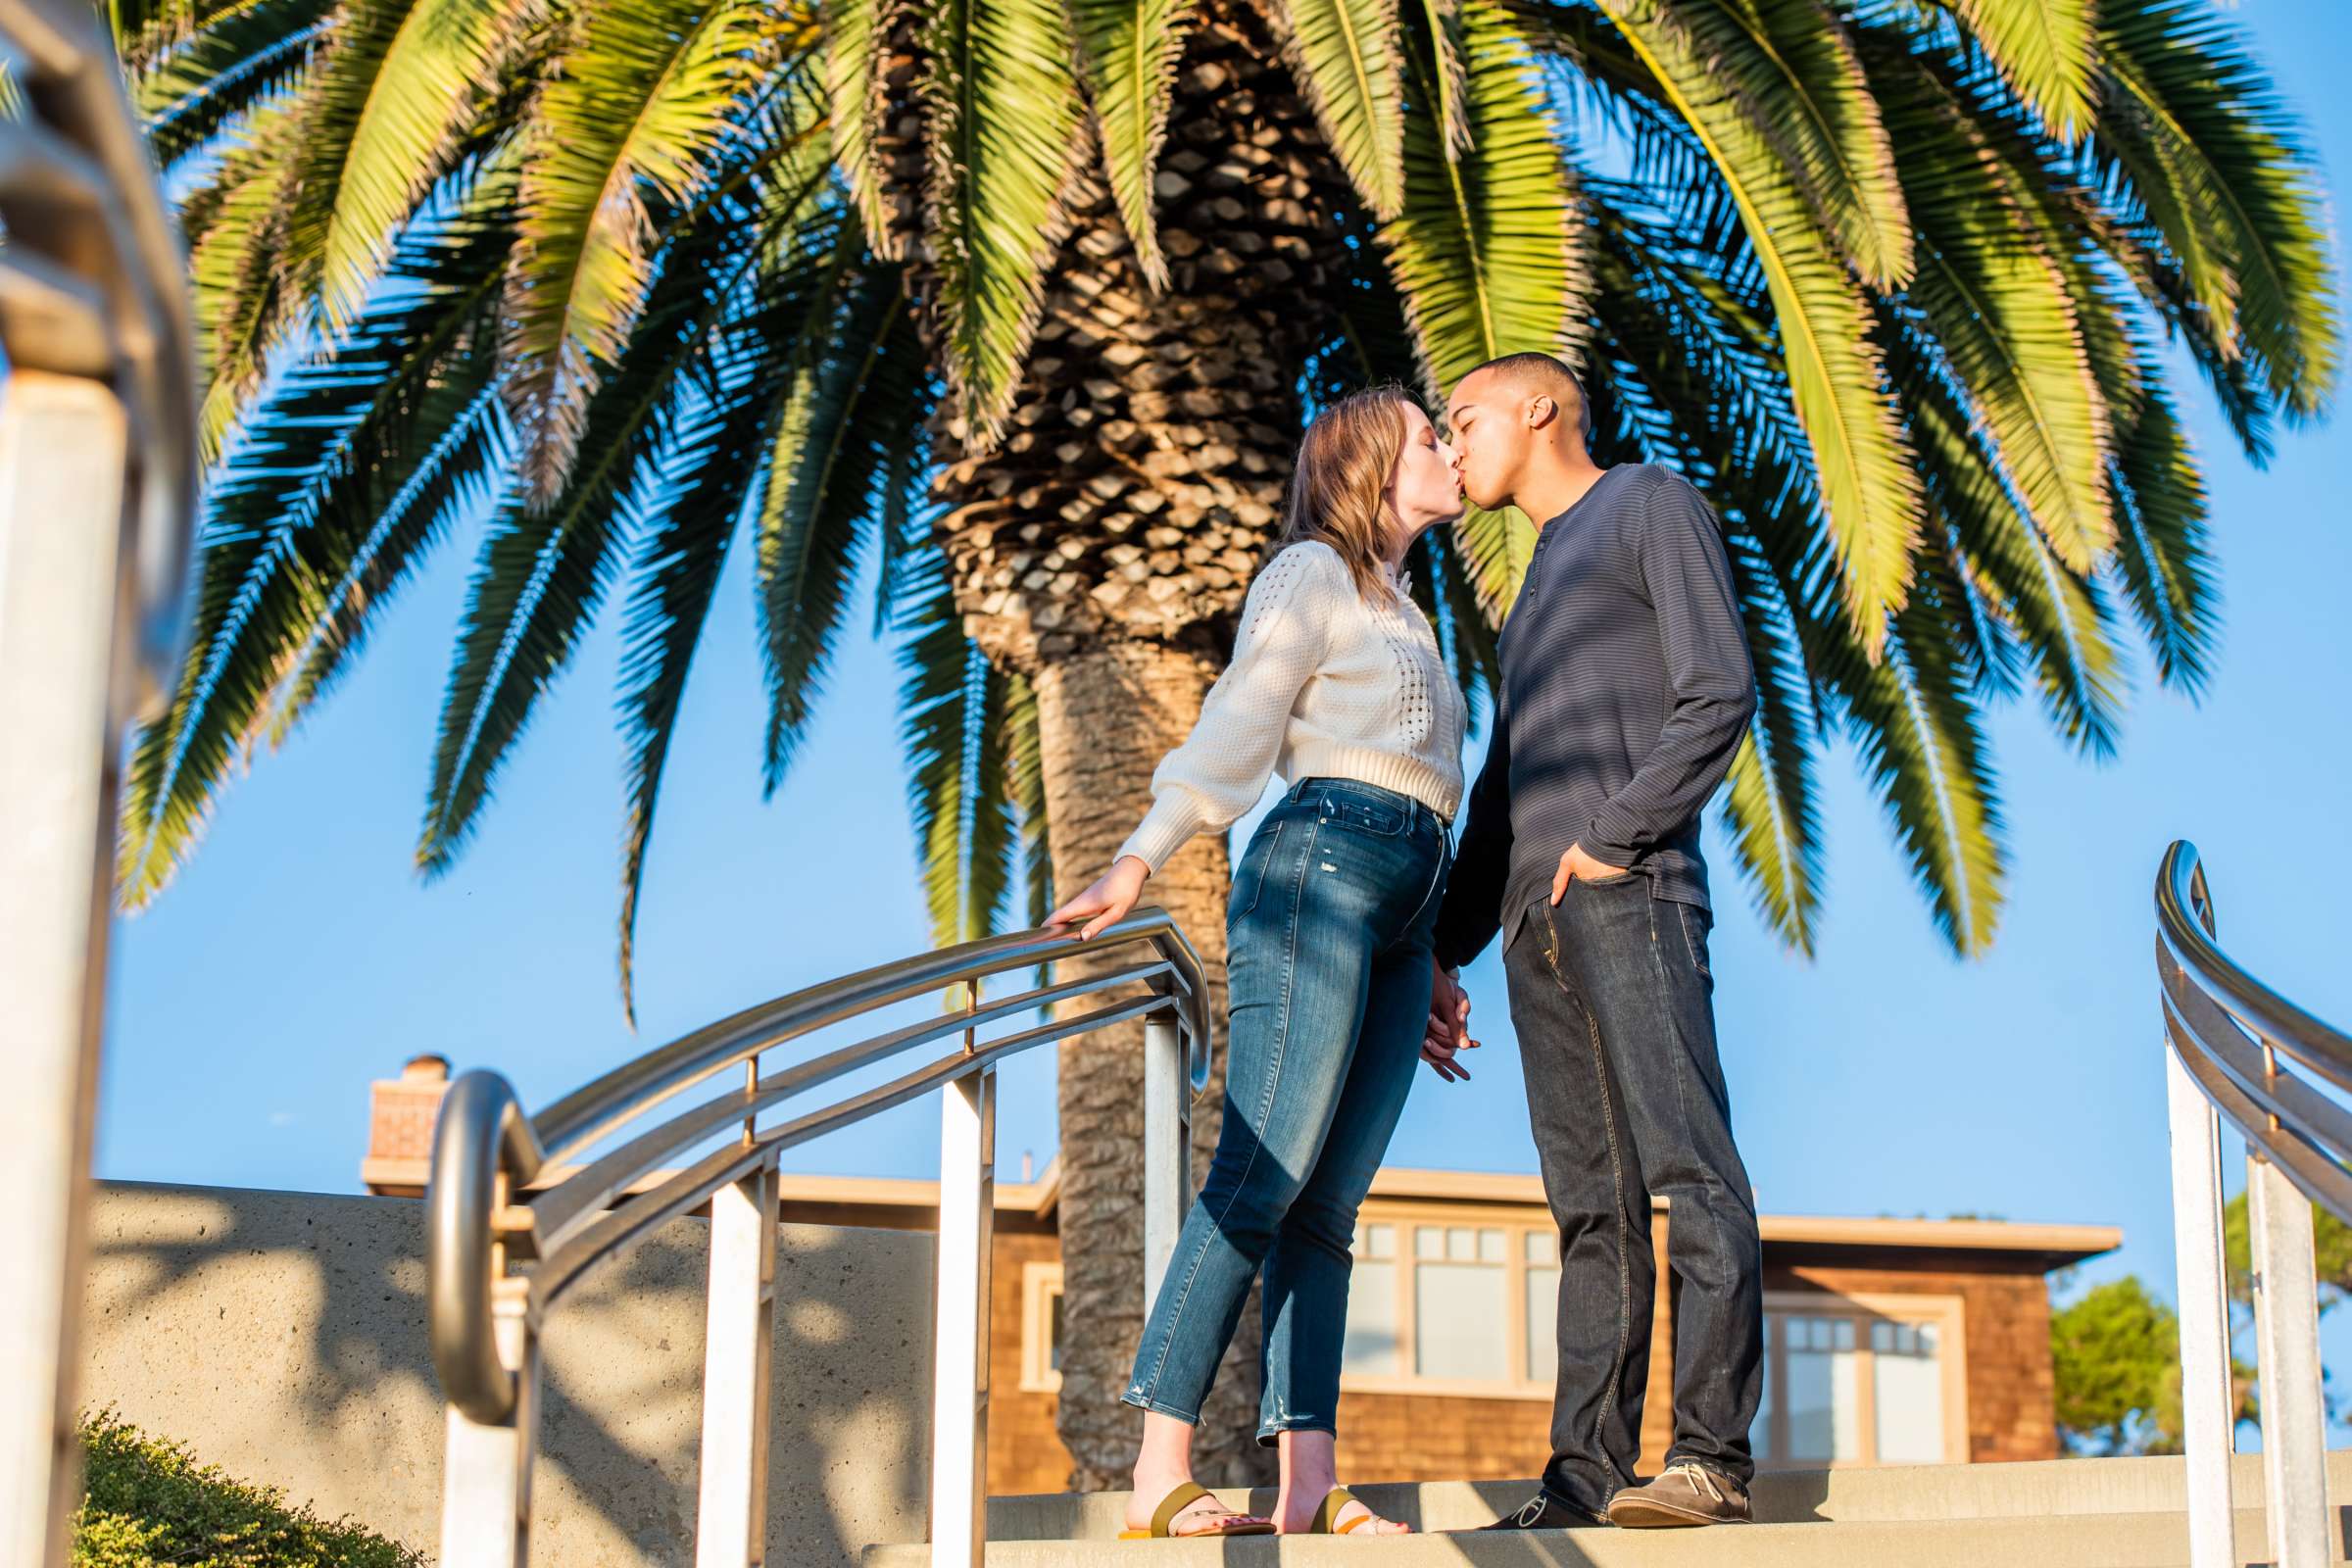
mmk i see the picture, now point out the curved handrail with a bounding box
[2156,840,2352,1568]
[427,907,1212,1424]
[0,0,201,699]
[2156,840,2352,1221]
[426,1070,543,1420]
[534,907,1211,1158]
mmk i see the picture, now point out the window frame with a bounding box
[1336,1200,1558,1401]
[1019,1260,1065,1394]
[1756,1289,1971,1470]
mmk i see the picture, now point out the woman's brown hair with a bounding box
[1260,384,1419,602]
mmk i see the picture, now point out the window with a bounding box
[1019,1262,1064,1393]
[1753,1293,1968,1469]
[1339,1208,1560,1397]
[1342,1223,1400,1377]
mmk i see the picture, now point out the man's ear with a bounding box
[1526,394,1557,429]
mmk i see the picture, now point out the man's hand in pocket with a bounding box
[1550,843,1629,904]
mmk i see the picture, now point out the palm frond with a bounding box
[309,0,536,329]
[130,0,329,170]
[1596,0,1921,658]
[268,0,427,325]
[419,151,832,869]
[613,324,805,1022]
[1581,189,1829,948]
[183,110,296,462]
[1887,318,2124,756]
[1720,535,1821,955]
[1383,0,1584,399]
[1866,25,2113,570]
[1276,0,1407,219]
[2090,0,2341,418]
[117,163,520,908]
[825,0,905,253]
[1832,603,2007,956]
[2109,374,2218,695]
[1942,0,2100,141]
[111,0,279,70]
[501,0,804,507]
[1614,0,1912,287]
[920,0,1089,445]
[1418,0,1471,160]
[896,553,1022,956]
[1069,0,1193,287]
[1003,670,1054,930]
[869,417,935,636]
[758,247,927,792]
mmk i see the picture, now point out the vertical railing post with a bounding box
[2248,1152,2329,1568]
[697,1157,780,1566]
[437,1293,541,1568]
[931,1064,995,1568]
[0,370,133,1568]
[2166,1044,2236,1568]
[1142,1012,1186,1304]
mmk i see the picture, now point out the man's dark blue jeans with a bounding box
[1500,876,1762,1514]
[1124,776,1452,1444]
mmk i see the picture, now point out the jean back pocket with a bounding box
[1320,795,1406,837]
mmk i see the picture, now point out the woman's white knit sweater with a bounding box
[1116,540,1467,875]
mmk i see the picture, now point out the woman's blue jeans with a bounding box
[1122,776,1452,1444]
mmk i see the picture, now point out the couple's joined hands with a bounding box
[1051,842,1627,1081]
[1423,961,1476,1082]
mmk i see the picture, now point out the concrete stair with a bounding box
[863,1452,2352,1567]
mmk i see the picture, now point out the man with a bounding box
[1424,353,1761,1530]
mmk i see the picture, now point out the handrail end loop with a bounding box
[427,1068,546,1426]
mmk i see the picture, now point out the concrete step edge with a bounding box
[980,1450,2352,1537]
[869,1504,2345,1568]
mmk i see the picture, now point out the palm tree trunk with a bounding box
[1031,644,1271,1490]
[919,0,1353,1489]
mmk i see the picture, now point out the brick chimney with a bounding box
[361,1053,451,1197]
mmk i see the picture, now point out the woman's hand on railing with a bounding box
[1046,857,1152,941]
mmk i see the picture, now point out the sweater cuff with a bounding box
[1117,797,1205,877]
[1580,814,1642,870]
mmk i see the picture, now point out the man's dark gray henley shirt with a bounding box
[1433,463,1757,971]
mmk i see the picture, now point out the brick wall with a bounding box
[990,1231,1071,1494]
[984,1245,2062,1491]
[982,1226,1679,1494]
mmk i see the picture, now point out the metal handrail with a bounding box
[425,906,1213,1568]
[0,0,200,696]
[2156,840,2344,1568]
[0,4,202,1566]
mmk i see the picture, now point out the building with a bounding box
[364,1055,2117,1494]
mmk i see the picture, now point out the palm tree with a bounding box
[112,0,2334,1484]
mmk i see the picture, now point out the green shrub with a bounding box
[73,1410,422,1568]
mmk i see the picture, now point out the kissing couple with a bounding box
[1048,352,1765,1538]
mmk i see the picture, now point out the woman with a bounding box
[1047,386,1468,1540]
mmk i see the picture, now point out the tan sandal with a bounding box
[1309,1486,1403,1536]
[1117,1480,1276,1540]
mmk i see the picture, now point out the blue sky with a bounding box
[100,0,2352,1405]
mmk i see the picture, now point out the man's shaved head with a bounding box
[1458,352,1594,443]
[1444,352,1597,514]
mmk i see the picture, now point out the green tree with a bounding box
[2049,1184,2348,1459]
[2224,1187,2352,1308]
[2052,1276,2189,1454]
[114,0,2338,1481]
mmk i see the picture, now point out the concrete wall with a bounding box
[80,1182,935,1568]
